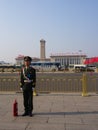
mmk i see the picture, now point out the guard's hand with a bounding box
[20,88,23,91]
[32,87,34,91]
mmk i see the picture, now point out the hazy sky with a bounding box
[0,0,98,63]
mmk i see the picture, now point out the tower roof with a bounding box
[40,39,46,42]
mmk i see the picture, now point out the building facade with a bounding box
[15,55,24,65]
[15,55,40,65]
[50,53,87,67]
[15,39,87,68]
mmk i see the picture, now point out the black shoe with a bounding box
[28,112,33,117]
[22,112,28,116]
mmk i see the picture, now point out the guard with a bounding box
[20,56,36,117]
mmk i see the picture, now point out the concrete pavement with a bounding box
[0,93,98,130]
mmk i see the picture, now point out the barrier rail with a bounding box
[0,77,19,91]
[36,77,82,93]
[0,73,98,94]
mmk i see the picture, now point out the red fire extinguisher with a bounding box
[13,99,18,116]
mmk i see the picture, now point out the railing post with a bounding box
[82,73,88,97]
[33,88,38,96]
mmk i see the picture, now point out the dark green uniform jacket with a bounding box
[20,66,36,90]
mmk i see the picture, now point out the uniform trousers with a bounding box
[23,83,33,113]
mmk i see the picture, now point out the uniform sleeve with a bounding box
[20,68,24,88]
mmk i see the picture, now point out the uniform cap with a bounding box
[24,56,32,61]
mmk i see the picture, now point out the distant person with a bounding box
[20,56,36,117]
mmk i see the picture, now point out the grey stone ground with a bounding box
[0,92,98,130]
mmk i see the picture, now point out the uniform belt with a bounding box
[24,80,33,83]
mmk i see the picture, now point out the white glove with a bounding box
[20,88,23,91]
[32,88,34,91]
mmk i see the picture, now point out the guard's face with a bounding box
[24,60,31,67]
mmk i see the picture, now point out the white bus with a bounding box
[74,64,95,72]
[74,64,87,72]
[31,61,61,72]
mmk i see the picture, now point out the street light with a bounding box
[79,50,82,64]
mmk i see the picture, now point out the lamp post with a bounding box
[79,50,82,64]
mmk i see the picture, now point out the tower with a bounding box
[40,39,46,61]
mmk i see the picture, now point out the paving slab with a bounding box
[0,122,28,130]
[0,93,98,130]
[27,123,65,130]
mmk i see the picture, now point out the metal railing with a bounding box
[36,77,82,93]
[0,77,19,91]
[0,73,98,95]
